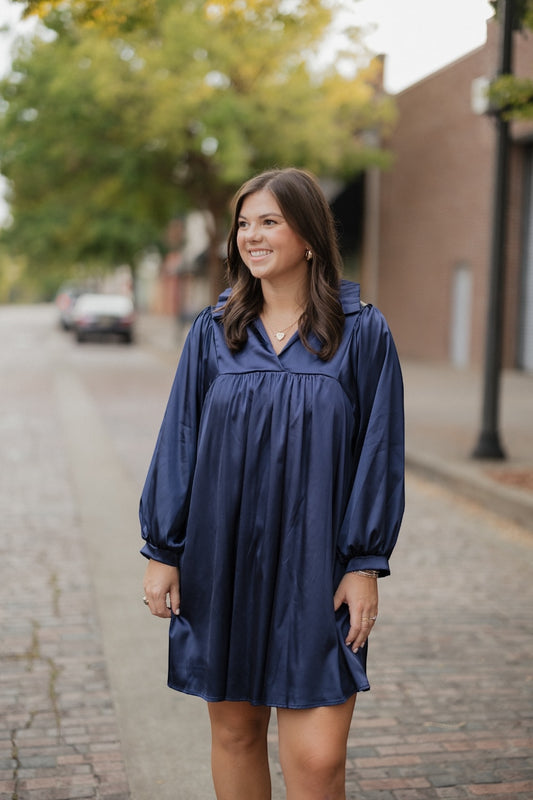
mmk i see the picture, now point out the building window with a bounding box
[450,262,472,368]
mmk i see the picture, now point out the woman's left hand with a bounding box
[333,573,378,653]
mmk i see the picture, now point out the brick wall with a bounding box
[367,21,533,368]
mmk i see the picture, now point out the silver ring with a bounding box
[143,596,149,606]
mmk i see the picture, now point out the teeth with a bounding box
[250,250,270,257]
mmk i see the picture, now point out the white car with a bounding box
[72,293,135,343]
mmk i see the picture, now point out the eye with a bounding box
[263,218,277,226]
[237,219,248,229]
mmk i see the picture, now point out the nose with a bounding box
[244,222,262,242]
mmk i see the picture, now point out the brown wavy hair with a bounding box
[222,167,345,361]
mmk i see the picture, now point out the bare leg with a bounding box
[277,695,357,800]
[208,701,272,800]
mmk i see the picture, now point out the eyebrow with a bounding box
[238,212,285,220]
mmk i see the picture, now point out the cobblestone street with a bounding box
[0,307,130,799]
[342,475,533,799]
[1,305,532,800]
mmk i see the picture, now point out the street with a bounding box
[1,304,532,800]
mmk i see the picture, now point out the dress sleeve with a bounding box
[139,308,214,566]
[337,305,405,577]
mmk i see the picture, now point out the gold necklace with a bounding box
[263,315,300,342]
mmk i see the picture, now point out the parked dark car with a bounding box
[71,293,135,343]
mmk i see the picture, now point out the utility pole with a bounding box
[472,0,515,459]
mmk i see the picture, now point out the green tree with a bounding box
[1,0,396,295]
[16,0,157,32]
[489,0,533,119]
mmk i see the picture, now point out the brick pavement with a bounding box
[2,305,533,800]
[0,307,130,800]
[341,475,533,800]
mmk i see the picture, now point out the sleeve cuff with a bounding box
[344,555,390,577]
[140,541,181,567]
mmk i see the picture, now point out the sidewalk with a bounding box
[402,360,533,533]
[138,312,533,533]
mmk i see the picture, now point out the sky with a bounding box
[347,0,494,93]
[0,1,35,77]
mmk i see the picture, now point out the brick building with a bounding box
[361,20,533,371]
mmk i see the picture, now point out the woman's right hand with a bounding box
[143,559,181,618]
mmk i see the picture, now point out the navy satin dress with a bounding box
[140,281,404,709]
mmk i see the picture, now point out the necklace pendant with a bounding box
[275,332,285,341]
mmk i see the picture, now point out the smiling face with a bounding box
[236,189,309,288]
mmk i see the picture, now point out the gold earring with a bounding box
[305,249,313,261]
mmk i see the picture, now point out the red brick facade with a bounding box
[363,21,533,369]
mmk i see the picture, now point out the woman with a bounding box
[140,167,404,799]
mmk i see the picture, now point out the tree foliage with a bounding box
[1,0,396,289]
[17,0,157,32]
[489,74,533,119]
[489,0,533,118]
[490,0,533,30]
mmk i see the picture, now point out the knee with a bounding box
[210,706,269,756]
[289,748,345,794]
[214,721,265,754]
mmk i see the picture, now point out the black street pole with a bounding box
[472,0,515,459]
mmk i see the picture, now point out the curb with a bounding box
[406,449,533,533]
